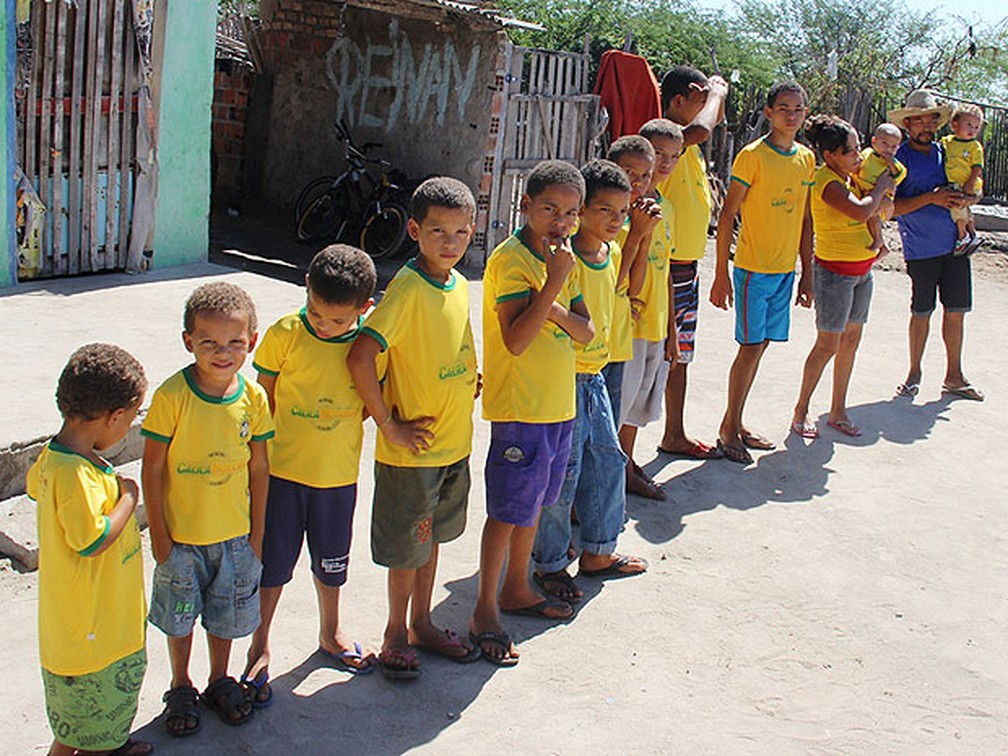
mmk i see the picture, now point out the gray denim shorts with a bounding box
[148,534,262,639]
[814,262,873,333]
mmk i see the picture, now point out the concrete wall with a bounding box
[1,0,16,288]
[255,2,503,209]
[150,0,217,268]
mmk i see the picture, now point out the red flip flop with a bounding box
[656,441,723,459]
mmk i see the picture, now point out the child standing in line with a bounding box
[532,159,648,605]
[854,122,906,256]
[470,160,594,666]
[609,135,674,500]
[142,282,274,735]
[242,245,379,701]
[347,178,483,679]
[28,344,150,756]
[709,81,816,464]
[942,103,986,253]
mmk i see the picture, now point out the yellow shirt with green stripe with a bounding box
[616,192,672,342]
[28,442,145,675]
[360,260,477,467]
[253,309,365,487]
[812,164,874,263]
[854,149,907,195]
[657,143,711,262]
[731,136,815,274]
[941,135,984,190]
[608,242,633,363]
[141,368,274,545]
[573,240,618,374]
[482,231,582,423]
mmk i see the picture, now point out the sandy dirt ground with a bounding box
[2,242,1007,755]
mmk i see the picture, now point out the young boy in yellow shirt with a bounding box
[347,178,482,678]
[28,344,149,756]
[470,160,594,666]
[241,245,379,700]
[532,159,648,604]
[854,122,907,256]
[710,81,815,464]
[942,103,985,253]
[142,282,274,734]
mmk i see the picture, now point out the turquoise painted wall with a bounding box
[1,0,16,288]
[151,0,217,267]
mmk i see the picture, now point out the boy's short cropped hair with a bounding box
[607,135,656,164]
[525,159,586,200]
[951,103,985,125]
[57,343,147,420]
[581,159,632,204]
[307,244,377,306]
[411,177,476,224]
[183,281,258,334]
[766,81,808,108]
[639,118,684,144]
[660,65,707,112]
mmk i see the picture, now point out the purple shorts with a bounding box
[261,476,356,588]
[485,420,574,527]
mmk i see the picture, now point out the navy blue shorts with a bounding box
[261,476,356,588]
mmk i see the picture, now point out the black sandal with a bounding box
[533,569,583,602]
[162,685,201,737]
[202,675,255,726]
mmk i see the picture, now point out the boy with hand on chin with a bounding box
[142,282,274,735]
[347,177,482,679]
[471,160,594,666]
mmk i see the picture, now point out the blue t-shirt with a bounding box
[895,141,958,261]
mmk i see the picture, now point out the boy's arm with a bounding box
[627,230,653,301]
[682,75,729,147]
[247,440,269,559]
[963,165,983,197]
[549,298,594,343]
[710,179,747,309]
[86,476,140,557]
[141,438,173,564]
[256,372,277,415]
[346,332,434,454]
[665,297,679,362]
[796,192,814,308]
[497,237,576,356]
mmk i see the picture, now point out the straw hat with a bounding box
[887,89,952,129]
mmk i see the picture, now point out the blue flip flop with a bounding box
[316,642,377,675]
[239,670,273,709]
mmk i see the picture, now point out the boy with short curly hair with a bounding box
[28,343,150,756]
[942,103,985,252]
[142,281,274,735]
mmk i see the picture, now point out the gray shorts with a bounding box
[814,262,873,333]
[148,535,262,639]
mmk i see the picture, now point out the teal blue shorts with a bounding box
[733,267,794,344]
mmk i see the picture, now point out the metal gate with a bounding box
[16,0,142,278]
[486,42,603,254]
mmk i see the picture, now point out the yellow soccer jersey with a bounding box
[253,310,365,488]
[141,368,274,545]
[942,135,985,190]
[482,231,583,423]
[360,260,477,467]
[573,241,618,374]
[657,143,711,261]
[854,149,907,196]
[616,193,672,342]
[28,442,145,676]
[731,136,815,274]
[608,243,633,363]
[812,165,874,263]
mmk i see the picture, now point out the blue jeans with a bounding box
[601,361,624,427]
[533,372,628,573]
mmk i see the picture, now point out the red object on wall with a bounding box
[593,50,662,140]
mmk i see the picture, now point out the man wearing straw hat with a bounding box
[890,89,984,401]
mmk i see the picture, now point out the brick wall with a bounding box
[211,59,254,199]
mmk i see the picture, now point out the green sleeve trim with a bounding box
[79,516,110,556]
[730,175,750,187]
[496,290,531,304]
[802,180,815,186]
[251,431,275,442]
[570,293,584,307]
[358,327,388,351]
[139,428,172,444]
[971,163,984,169]
[252,362,279,377]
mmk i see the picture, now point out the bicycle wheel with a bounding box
[360,203,408,260]
[296,182,352,242]
[294,176,337,224]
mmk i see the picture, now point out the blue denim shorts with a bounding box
[149,535,262,639]
[485,420,574,527]
[813,262,873,333]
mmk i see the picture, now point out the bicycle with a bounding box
[294,120,411,260]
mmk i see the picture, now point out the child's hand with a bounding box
[118,476,139,508]
[543,235,576,283]
[665,335,680,363]
[474,372,483,400]
[875,172,895,195]
[709,272,733,310]
[381,409,435,455]
[629,197,661,234]
[152,538,174,565]
[629,297,644,321]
